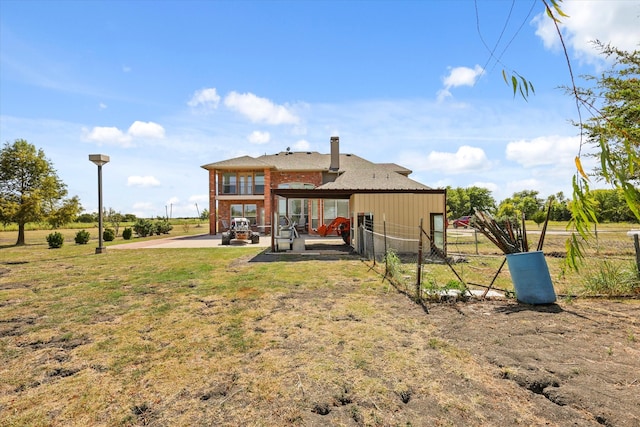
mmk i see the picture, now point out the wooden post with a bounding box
[474,229,479,255]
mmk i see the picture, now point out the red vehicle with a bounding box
[452,215,472,228]
[315,217,351,244]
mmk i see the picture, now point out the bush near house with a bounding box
[155,220,173,235]
[133,219,154,237]
[103,228,115,242]
[74,230,90,244]
[46,232,64,248]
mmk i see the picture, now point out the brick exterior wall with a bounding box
[208,168,323,235]
[269,171,323,188]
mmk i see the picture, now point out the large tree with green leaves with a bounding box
[446,186,496,219]
[574,44,640,219]
[497,190,543,219]
[0,139,82,245]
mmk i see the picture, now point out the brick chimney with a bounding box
[330,136,339,171]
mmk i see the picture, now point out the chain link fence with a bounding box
[358,219,640,300]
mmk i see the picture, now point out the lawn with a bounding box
[1,226,639,426]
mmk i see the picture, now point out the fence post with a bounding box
[383,216,387,274]
[474,229,479,255]
[369,216,375,266]
[416,218,423,300]
[634,234,640,279]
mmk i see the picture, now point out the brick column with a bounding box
[264,168,272,231]
[209,169,217,234]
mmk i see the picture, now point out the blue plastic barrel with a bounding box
[506,251,556,304]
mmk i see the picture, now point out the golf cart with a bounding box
[221,217,260,245]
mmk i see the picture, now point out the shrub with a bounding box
[103,228,115,242]
[46,232,64,249]
[122,227,133,240]
[74,230,90,244]
[155,220,173,235]
[133,219,154,237]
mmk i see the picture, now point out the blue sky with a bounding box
[1,0,639,218]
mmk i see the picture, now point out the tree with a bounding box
[591,189,637,223]
[497,190,543,219]
[200,208,210,222]
[467,186,497,214]
[105,207,123,236]
[0,139,82,245]
[446,187,470,219]
[123,213,138,223]
[547,192,571,221]
[446,186,496,219]
[574,44,640,221]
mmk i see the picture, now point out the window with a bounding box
[222,173,237,194]
[231,204,257,225]
[431,213,445,252]
[255,173,265,194]
[288,199,308,229]
[230,204,243,218]
[239,173,253,195]
[311,200,319,229]
[324,199,349,224]
[222,172,264,194]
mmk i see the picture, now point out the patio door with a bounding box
[288,198,308,231]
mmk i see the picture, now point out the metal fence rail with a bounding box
[358,220,640,300]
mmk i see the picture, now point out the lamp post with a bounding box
[89,154,110,254]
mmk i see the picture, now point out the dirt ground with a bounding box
[425,298,640,427]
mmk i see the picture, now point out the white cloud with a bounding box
[84,121,165,147]
[438,65,484,101]
[128,121,165,139]
[470,181,499,194]
[397,146,492,177]
[188,87,221,109]
[247,130,270,144]
[166,196,180,205]
[533,1,640,64]
[292,139,310,151]
[433,146,491,173]
[99,102,107,110]
[127,175,161,187]
[84,126,132,147]
[122,65,131,73]
[506,135,579,167]
[224,91,299,125]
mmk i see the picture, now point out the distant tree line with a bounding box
[447,186,638,224]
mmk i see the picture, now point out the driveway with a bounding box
[110,233,272,249]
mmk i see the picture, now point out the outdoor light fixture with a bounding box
[89,154,110,254]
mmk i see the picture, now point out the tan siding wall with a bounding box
[351,193,446,253]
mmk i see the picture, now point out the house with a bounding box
[201,137,447,254]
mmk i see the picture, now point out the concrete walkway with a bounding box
[110,233,272,249]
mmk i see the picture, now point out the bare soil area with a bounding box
[426,299,640,427]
